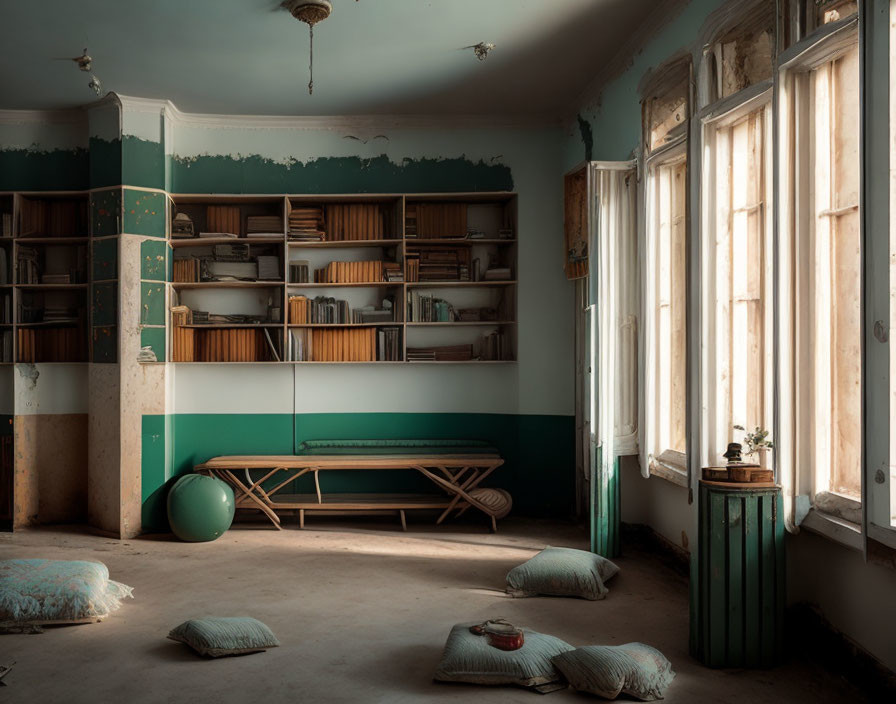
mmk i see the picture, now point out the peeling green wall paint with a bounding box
[140,239,167,281]
[140,327,165,362]
[170,154,513,194]
[122,135,165,190]
[90,189,121,237]
[123,189,165,237]
[89,137,122,189]
[0,147,88,191]
[140,411,574,532]
[92,325,117,363]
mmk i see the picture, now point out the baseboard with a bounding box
[621,522,690,576]
[787,604,896,695]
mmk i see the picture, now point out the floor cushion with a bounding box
[0,559,133,624]
[434,622,574,689]
[168,617,280,657]
[506,546,619,600]
[167,474,235,542]
[552,643,675,700]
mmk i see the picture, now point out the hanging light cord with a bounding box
[308,24,314,95]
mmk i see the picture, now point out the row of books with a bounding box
[173,258,200,283]
[480,331,511,361]
[289,326,401,362]
[405,203,467,239]
[407,292,453,322]
[172,327,281,363]
[405,246,472,282]
[315,260,388,284]
[324,203,387,241]
[16,246,86,284]
[18,197,88,237]
[17,327,85,363]
[288,295,396,325]
[246,215,282,237]
[288,205,324,240]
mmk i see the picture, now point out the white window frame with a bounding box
[777,14,866,547]
[699,89,776,471]
[643,142,689,486]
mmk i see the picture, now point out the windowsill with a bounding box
[800,508,863,552]
[649,453,689,488]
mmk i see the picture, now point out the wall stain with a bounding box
[170,153,513,194]
[577,114,594,162]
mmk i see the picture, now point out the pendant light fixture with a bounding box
[283,0,333,94]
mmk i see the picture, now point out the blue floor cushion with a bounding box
[434,622,574,689]
[0,559,133,623]
[168,617,280,657]
[506,546,620,600]
[552,643,675,700]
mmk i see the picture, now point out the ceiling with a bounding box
[0,0,657,117]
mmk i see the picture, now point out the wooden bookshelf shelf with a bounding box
[17,320,81,327]
[168,191,518,364]
[172,281,284,289]
[17,283,88,290]
[288,239,403,249]
[15,237,90,245]
[171,237,285,248]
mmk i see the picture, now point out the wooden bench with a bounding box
[195,440,509,532]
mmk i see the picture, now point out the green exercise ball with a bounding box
[167,474,235,542]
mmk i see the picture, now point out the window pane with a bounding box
[816,0,858,25]
[718,28,774,99]
[649,79,689,152]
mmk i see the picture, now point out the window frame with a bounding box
[777,14,866,542]
[699,88,776,471]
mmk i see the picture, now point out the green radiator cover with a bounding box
[690,482,785,668]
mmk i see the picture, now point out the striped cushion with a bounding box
[168,617,279,657]
[552,643,675,700]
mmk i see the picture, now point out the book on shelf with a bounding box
[288,205,325,239]
[256,255,281,281]
[173,258,200,283]
[289,326,385,362]
[198,232,238,239]
[1,330,11,362]
[480,331,511,361]
[176,327,280,363]
[407,291,454,322]
[0,248,6,285]
[353,306,395,324]
[382,262,403,282]
[405,245,472,281]
[377,326,402,361]
[289,260,311,283]
[2,213,11,238]
[18,197,88,237]
[405,255,419,282]
[246,215,282,237]
[41,273,71,285]
[482,267,512,281]
[16,246,39,284]
[324,203,385,241]
[405,202,467,238]
[406,344,473,362]
[314,260,387,284]
[17,326,84,363]
[206,205,241,236]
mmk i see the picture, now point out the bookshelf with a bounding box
[167,192,517,364]
[0,193,90,364]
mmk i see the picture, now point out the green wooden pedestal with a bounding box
[690,481,785,668]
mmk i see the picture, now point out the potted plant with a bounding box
[733,425,774,469]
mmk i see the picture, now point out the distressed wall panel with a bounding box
[123,189,165,237]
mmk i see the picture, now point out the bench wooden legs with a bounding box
[399,510,407,531]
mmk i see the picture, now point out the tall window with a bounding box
[702,102,774,464]
[642,57,691,480]
[778,17,862,524]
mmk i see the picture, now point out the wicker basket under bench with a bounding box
[195,439,512,532]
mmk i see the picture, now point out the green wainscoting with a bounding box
[141,412,575,532]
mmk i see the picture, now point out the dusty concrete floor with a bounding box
[0,517,873,703]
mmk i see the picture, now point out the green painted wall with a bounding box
[0,147,89,191]
[169,154,513,194]
[89,137,122,189]
[141,412,574,532]
[123,135,165,191]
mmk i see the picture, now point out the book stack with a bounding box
[406,245,471,281]
[17,327,84,362]
[42,304,78,323]
[353,306,395,324]
[483,267,512,281]
[173,258,200,283]
[288,205,325,240]
[314,260,385,283]
[407,292,453,322]
[324,203,384,241]
[246,215,282,237]
[16,247,39,284]
[289,327,378,361]
[256,255,281,280]
[205,205,241,236]
[406,203,467,238]
[289,260,311,283]
[480,331,510,361]
[406,344,473,362]
[41,273,71,285]
[382,262,403,282]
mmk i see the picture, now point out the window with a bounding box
[702,101,775,466]
[783,0,858,49]
[641,57,691,481]
[778,18,862,526]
